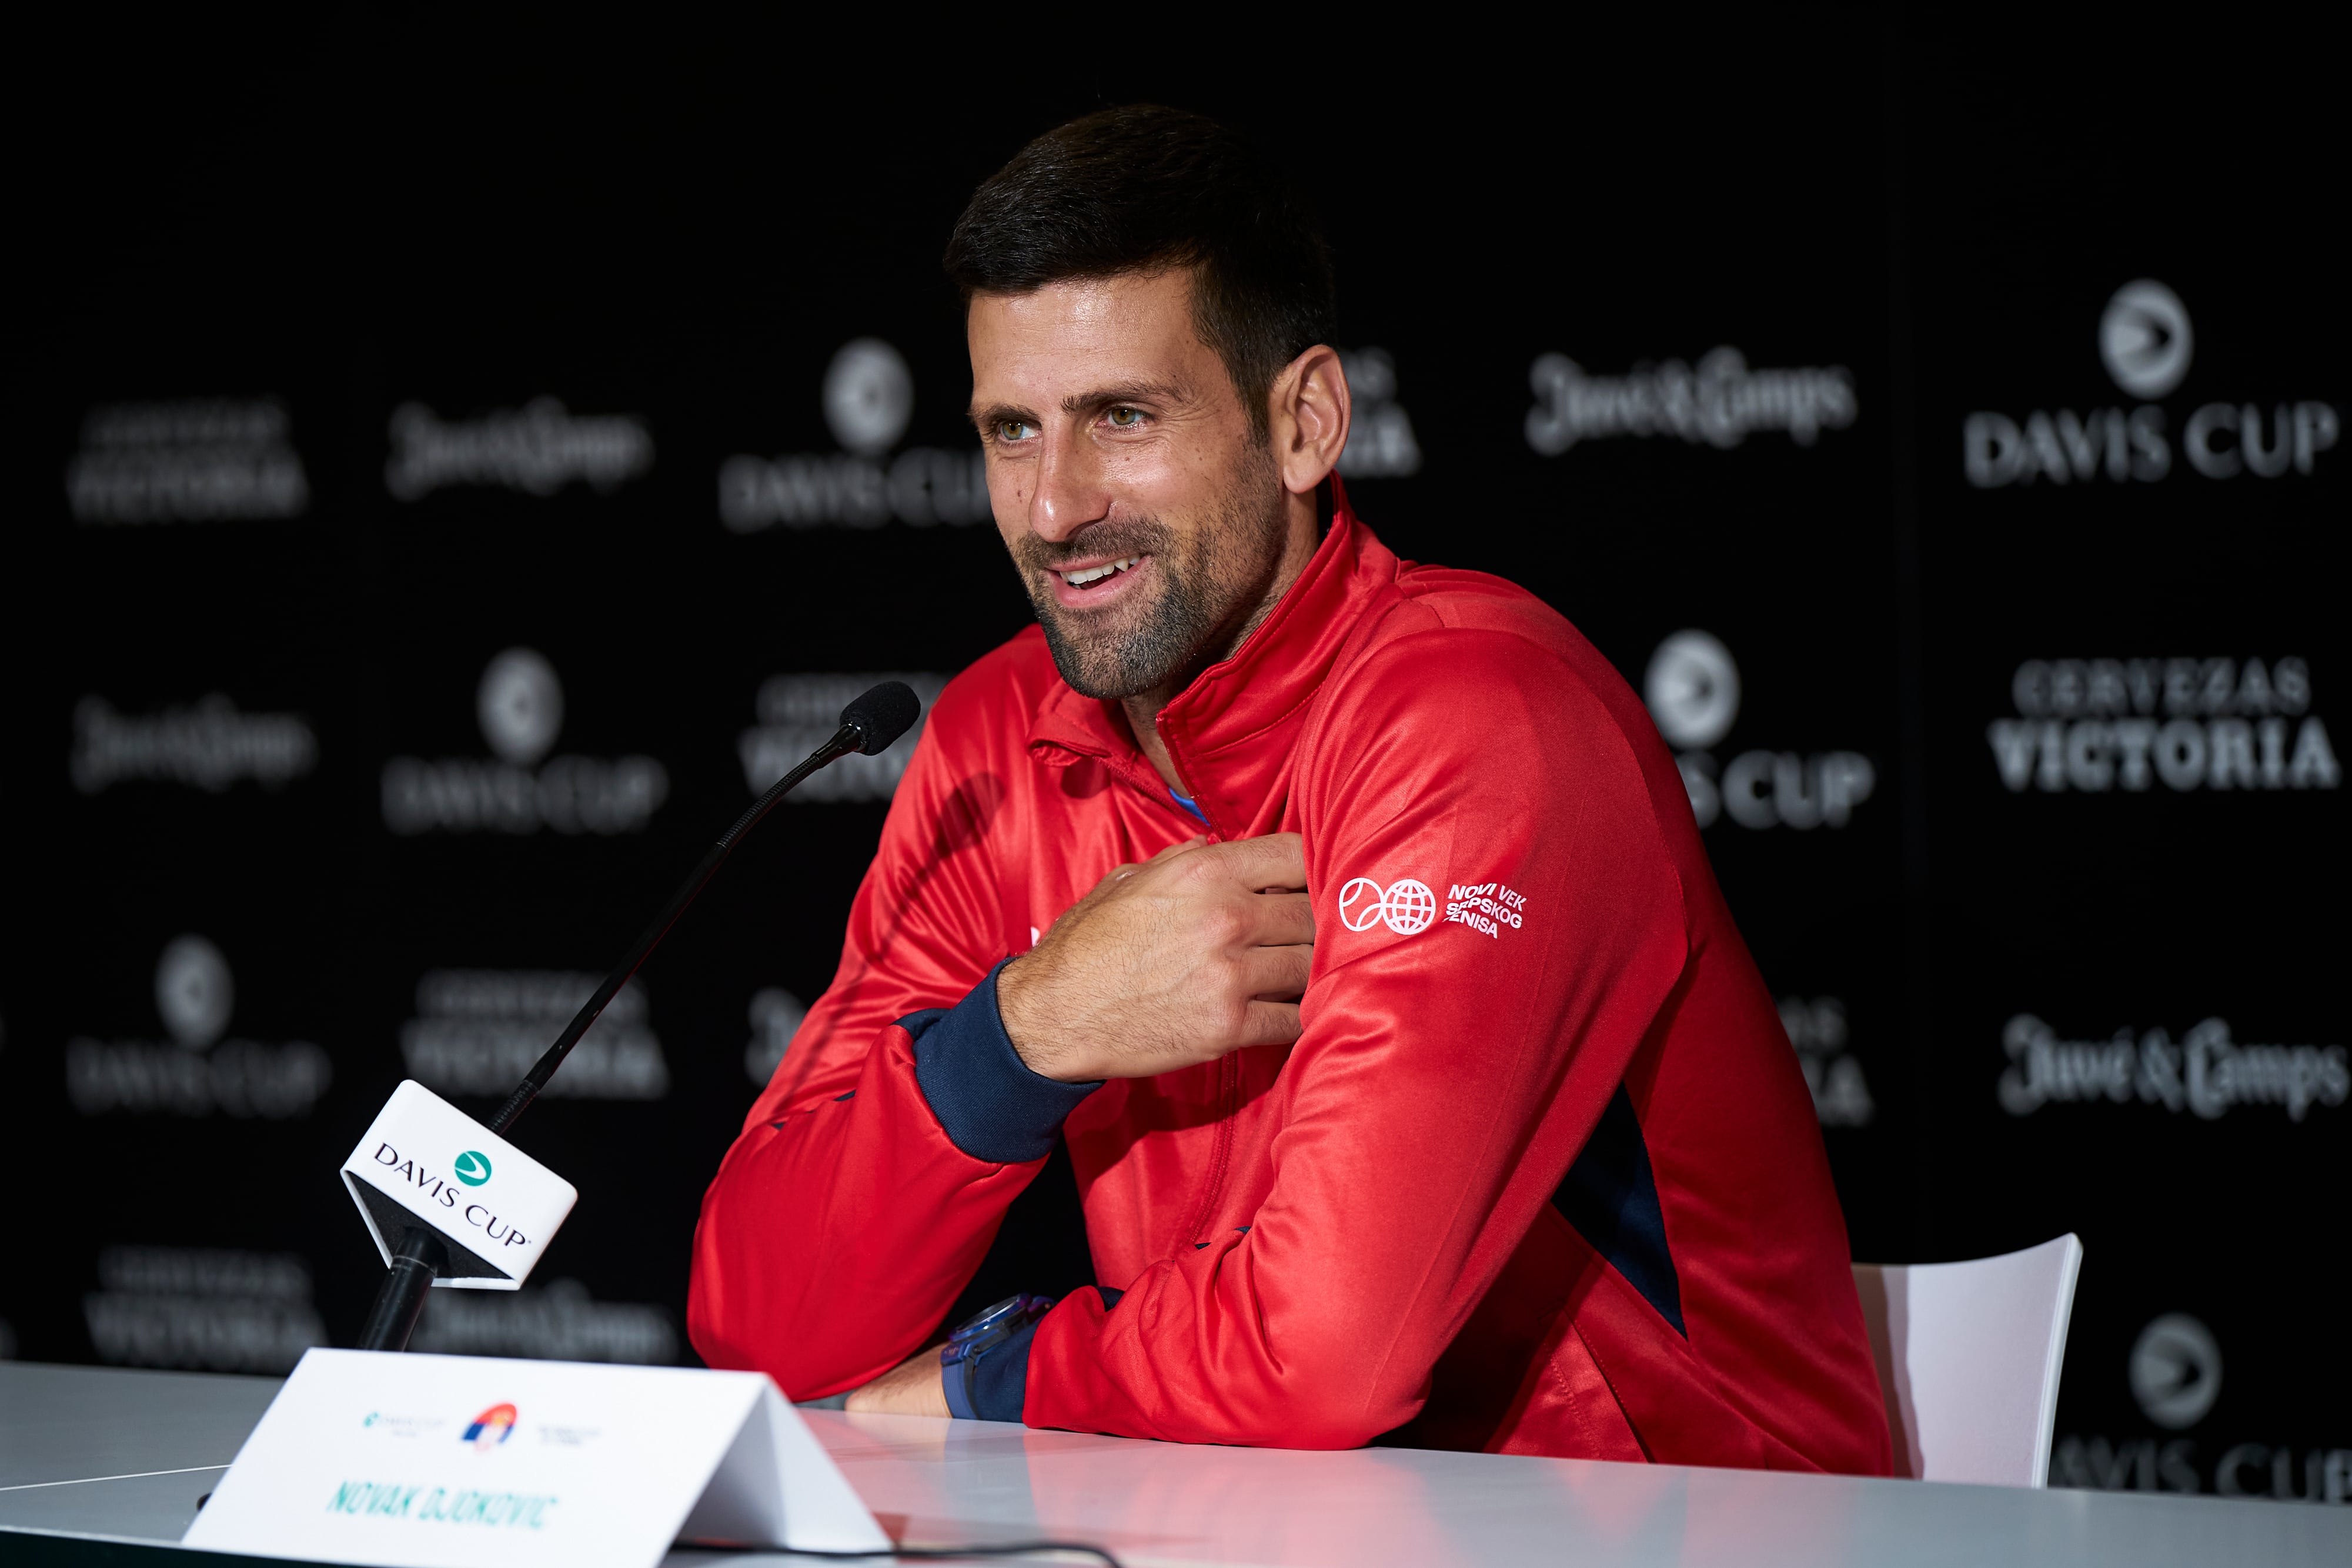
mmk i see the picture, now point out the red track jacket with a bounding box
[690,494,1892,1472]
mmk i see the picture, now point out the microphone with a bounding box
[352,681,923,1353]
[839,680,921,759]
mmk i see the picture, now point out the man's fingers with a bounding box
[1239,999,1304,1048]
[1148,835,1208,862]
[1204,832,1307,892]
[1240,891,1317,949]
[1240,943,1314,1001]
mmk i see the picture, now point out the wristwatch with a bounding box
[940,1293,1055,1419]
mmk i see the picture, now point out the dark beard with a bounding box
[1013,452,1289,701]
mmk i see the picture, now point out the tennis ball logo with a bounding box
[1338,877,1437,937]
[453,1151,493,1188]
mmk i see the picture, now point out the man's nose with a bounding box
[1030,432,1110,544]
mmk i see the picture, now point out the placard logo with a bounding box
[1965,278,2338,487]
[1645,631,1875,831]
[381,649,669,835]
[1339,877,1436,936]
[719,338,990,531]
[453,1151,492,1187]
[462,1403,518,1450]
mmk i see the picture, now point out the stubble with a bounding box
[1013,444,1289,701]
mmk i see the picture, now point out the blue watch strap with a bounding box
[938,1288,1118,1422]
[942,1355,980,1421]
[940,1292,1055,1422]
[962,1316,1040,1421]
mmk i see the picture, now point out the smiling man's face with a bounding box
[968,269,1294,702]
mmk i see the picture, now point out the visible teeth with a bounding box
[1063,556,1138,586]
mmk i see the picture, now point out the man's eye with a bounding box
[1105,406,1144,428]
[996,420,1037,442]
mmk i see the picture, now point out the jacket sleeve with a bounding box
[687,677,1081,1398]
[1023,626,1695,1446]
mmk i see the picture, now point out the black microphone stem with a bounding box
[354,1228,446,1353]
[355,717,871,1352]
[487,721,860,1136]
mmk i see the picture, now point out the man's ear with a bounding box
[1269,345,1351,496]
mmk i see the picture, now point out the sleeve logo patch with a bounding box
[1445,881,1529,938]
[1338,877,1437,935]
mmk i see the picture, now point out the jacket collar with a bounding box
[1025,476,1399,838]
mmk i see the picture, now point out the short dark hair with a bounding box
[944,105,1337,440]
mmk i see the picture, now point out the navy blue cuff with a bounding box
[952,1316,1040,1423]
[945,1289,1117,1423]
[906,960,1101,1164]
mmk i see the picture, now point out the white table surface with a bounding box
[4,1360,2346,1566]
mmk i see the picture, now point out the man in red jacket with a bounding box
[689,105,1892,1473]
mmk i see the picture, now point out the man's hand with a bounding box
[843,1345,949,1417]
[996,833,1314,1083]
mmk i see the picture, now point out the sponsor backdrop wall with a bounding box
[5,22,2342,1506]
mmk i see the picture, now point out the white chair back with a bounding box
[1851,1233,2083,1487]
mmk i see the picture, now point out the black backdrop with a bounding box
[5,17,2343,1505]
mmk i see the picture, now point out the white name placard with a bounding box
[183,1348,890,1567]
[343,1080,577,1289]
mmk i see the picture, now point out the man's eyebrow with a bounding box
[1060,379,1187,415]
[969,399,1036,431]
[969,379,1192,430]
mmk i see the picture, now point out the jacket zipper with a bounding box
[1180,1051,1242,1252]
[1145,737,1238,1249]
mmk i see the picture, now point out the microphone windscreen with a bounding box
[841,681,921,755]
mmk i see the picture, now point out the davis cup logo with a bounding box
[156,935,233,1050]
[2130,1314,2221,1430]
[1339,877,1436,937]
[477,648,563,766]
[2099,279,2193,400]
[823,338,914,457]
